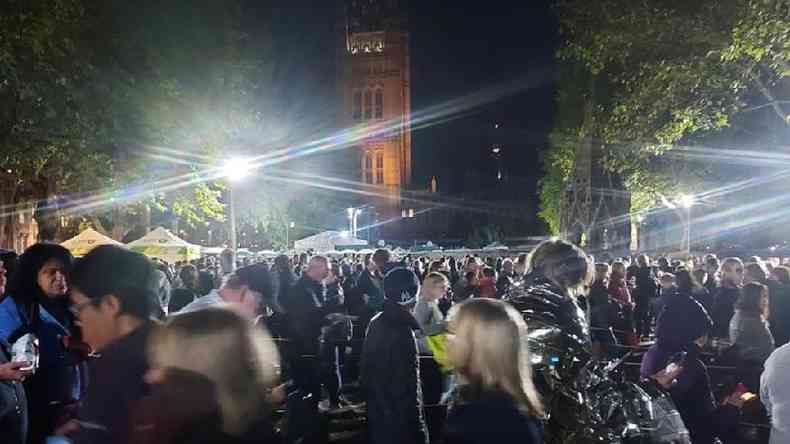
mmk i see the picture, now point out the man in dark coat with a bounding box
[361,267,429,444]
[282,255,343,444]
[61,245,160,444]
[273,254,296,313]
[633,254,659,339]
[356,249,397,312]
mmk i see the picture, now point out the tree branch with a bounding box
[753,66,789,126]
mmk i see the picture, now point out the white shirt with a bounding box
[173,289,223,315]
[762,342,790,444]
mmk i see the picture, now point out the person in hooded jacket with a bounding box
[642,292,742,444]
[0,243,86,443]
[361,267,429,444]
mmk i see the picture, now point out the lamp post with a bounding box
[678,194,694,256]
[347,207,362,238]
[221,157,251,257]
[286,221,295,250]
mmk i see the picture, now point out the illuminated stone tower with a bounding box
[337,0,412,207]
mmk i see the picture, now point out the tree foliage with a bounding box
[1,0,277,245]
[541,0,790,231]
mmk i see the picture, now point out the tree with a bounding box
[0,0,117,247]
[541,0,790,234]
[1,0,278,248]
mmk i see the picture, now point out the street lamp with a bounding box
[221,157,252,257]
[347,207,362,238]
[678,194,695,255]
[286,221,295,250]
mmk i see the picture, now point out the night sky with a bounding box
[264,0,557,204]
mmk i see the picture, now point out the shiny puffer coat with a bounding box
[505,277,690,444]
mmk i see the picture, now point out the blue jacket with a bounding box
[0,297,83,420]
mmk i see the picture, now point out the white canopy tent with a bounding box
[127,227,201,263]
[61,228,124,257]
[293,231,367,253]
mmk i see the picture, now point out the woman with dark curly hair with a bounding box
[0,243,86,442]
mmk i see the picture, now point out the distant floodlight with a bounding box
[678,194,695,209]
[221,157,252,182]
[340,230,350,237]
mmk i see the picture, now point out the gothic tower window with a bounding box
[374,89,383,119]
[352,91,362,120]
[364,90,373,119]
[364,152,373,184]
[376,151,384,184]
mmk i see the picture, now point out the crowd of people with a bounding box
[1,240,790,443]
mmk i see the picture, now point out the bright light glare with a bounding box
[659,194,677,209]
[678,194,695,209]
[221,157,252,182]
[340,230,350,237]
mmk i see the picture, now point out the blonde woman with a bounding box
[129,307,280,444]
[444,298,543,444]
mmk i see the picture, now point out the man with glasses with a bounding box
[712,257,744,339]
[53,245,159,444]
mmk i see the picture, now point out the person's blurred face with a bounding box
[307,259,330,282]
[503,261,513,275]
[38,258,68,299]
[743,268,762,285]
[70,289,120,351]
[705,263,719,276]
[423,279,449,301]
[660,277,675,290]
[0,260,6,295]
[722,262,743,285]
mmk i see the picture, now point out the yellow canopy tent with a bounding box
[60,228,124,257]
[127,227,201,263]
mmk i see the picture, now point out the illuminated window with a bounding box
[364,90,373,119]
[375,90,383,119]
[375,151,384,184]
[352,91,362,120]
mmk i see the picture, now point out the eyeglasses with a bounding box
[69,300,95,318]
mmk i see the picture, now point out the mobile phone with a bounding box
[740,392,756,402]
[668,351,688,367]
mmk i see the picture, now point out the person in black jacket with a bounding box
[273,255,296,314]
[282,255,346,444]
[168,265,200,313]
[642,292,742,444]
[443,298,544,444]
[61,245,160,444]
[712,257,743,339]
[768,265,790,347]
[361,267,429,444]
[633,254,658,340]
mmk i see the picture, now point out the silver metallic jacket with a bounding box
[505,277,690,444]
